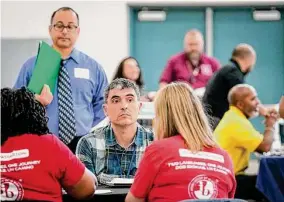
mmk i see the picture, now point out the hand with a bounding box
[264,109,278,128]
[266,108,278,116]
[258,105,268,117]
[35,84,53,106]
[259,105,279,118]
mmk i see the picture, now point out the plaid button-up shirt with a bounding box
[76,123,153,183]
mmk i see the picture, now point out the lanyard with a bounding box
[114,147,135,178]
[186,60,199,83]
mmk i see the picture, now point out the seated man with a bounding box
[214,84,278,201]
[76,78,153,184]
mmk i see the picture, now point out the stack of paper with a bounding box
[105,178,134,187]
[110,178,134,184]
[95,189,112,194]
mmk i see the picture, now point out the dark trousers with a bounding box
[235,174,268,201]
[67,136,82,154]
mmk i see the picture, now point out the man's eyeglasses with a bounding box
[52,24,78,32]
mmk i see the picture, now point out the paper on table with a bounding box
[109,178,134,184]
[138,102,155,120]
[95,189,112,194]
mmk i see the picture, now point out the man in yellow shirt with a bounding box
[214,84,278,200]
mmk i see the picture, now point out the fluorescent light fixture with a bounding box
[253,10,281,21]
[138,10,166,22]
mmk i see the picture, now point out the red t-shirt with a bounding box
[130,135,236,202]
[160,52,220,89]
[1,134,85,202]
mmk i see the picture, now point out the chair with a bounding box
[179,199,248,202]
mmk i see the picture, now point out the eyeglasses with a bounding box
[52,24,78,32]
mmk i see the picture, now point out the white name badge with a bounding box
[200,64,213,76]
[179,149,224,163]
[74,68,90,80]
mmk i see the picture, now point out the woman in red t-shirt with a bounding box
[1,87,97,202]
[126,82,236,202]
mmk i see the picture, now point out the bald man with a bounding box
[214,84,278,201]
[159,29,220,89]
[203,43,257,129]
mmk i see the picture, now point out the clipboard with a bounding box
[27,41,61,94]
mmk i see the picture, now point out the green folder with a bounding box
[28,41,61,95]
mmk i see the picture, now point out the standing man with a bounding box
[159,29,220,89]
[14,7,108,153]
[203,43,257,129]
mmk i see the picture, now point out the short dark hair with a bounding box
[112,57,144,88]
[104,78,140,103]
[50,7,79,25]
[1,87,50,145]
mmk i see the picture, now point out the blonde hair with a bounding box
[154,82,216,151]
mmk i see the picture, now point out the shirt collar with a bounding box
[230,58,246,75]
[105,124,144,147]
[51,44,80,64]
[229,106,247,119]
[134,125,146,146]
[68,48,80,64]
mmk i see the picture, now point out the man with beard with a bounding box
[14,7,108,153]
[214,84,278,201]
[159,29,220,89]
[203,43,258,129]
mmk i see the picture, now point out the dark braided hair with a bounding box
[1,87,50,145]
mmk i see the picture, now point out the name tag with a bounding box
[179,149,224,163]
[200,64,213,76]
[74,68,90,80]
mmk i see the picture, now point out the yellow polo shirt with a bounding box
[214,106,263,175]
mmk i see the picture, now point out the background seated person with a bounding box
[159,29,221,90]
[112,56,155,128]
[112,56,155,102]
[76,78,153,184]
[202,44,258,130]
[280,95,284,119]
[214,84,278,201]
[0,87,97,201]
[126,82,236,202]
